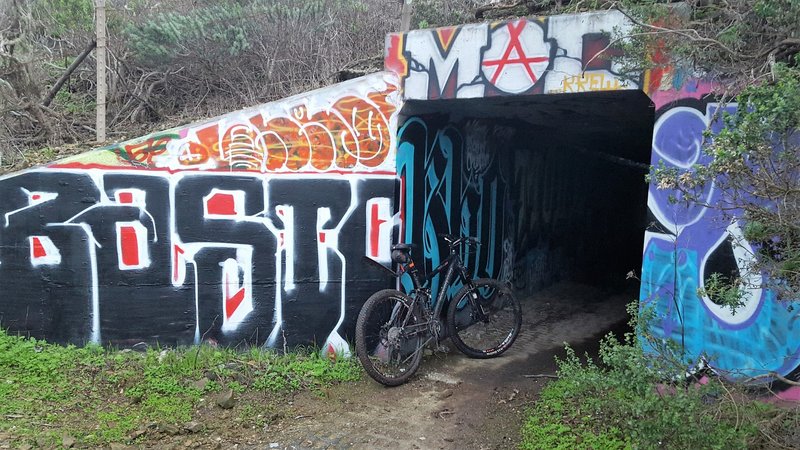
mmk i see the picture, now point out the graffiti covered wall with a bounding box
[0,73,399,353]
[1,5,797,386]
[396,115,511,298]
[386,10,800,384]
[386,10,639,100]
[641,96,800,383]
[389,10,656,296]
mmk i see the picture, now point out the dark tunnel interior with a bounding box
[398,90,655,298]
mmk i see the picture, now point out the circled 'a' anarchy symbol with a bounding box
[481,20,551,94]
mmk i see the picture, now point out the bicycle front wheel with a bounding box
[355,289,424,386]
[447,279,521,359]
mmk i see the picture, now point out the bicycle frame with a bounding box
[402,247,475,320]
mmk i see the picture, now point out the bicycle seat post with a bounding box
[406,260,424,291]
[391,244,423,291]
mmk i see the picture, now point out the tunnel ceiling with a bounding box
[400,90,655,164]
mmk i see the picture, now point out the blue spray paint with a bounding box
[642,99,800,379]
[396,116,508,303]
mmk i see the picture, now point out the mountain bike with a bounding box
[355,234,522,386]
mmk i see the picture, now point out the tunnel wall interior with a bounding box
[397,92,653,297]
[0,73,400,353]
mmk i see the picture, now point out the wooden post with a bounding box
[400,0,413,32]
[95,0,106,143]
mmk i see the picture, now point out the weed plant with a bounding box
[0,329,360,447]
[520,303,799,449]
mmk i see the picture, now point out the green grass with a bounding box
[0,329,361,447]
[521,374,632,450]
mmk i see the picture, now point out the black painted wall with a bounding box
[0,171,395,349]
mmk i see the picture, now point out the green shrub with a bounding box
[123,0,362,65]
[411,0,480,29]
[33,0,94,38]
[520,304,784,449]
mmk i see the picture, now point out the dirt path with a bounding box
[58,282,633,450]
[253,283,633,450]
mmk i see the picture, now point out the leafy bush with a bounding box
[651,63,800,303]
[125,0,369,64]
[617,0,800,82]
[124,2,254,63]
[411,0,482,29]
[32,0,94,38]
[520,304,794,449]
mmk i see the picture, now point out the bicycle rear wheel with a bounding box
[447,279,521,359]
[355,289,424,386]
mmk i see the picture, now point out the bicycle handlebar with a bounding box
[389,234,480,266]
[437,233,481,249]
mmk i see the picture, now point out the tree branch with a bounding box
[41,39,96,107]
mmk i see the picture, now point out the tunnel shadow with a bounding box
[397,90,654,349]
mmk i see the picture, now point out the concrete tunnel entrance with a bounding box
[396,90,655,335]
